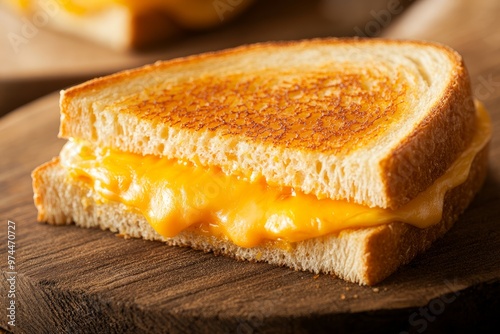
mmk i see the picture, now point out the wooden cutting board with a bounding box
[2,0,500,332]
[1,76,500,334]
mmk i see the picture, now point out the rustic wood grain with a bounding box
[1,0,500,333]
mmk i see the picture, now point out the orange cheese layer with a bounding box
[60,105,490,248]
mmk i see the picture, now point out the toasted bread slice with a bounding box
[59,39,476,209]
[3,0,254,50]
[31,136,488,285]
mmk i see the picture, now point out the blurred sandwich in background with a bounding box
[2,0,255,50]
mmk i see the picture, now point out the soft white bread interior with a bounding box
[32,139,488,285]
[59,39,476,209]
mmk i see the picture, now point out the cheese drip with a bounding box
[60,105,490,248]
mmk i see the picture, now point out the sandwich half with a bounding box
[3,0,254,50]
[32,39,491,285]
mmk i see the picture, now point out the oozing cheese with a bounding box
[60,105,490,248]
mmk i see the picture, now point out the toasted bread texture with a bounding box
[59,39,476,209]
[32,139,488,285]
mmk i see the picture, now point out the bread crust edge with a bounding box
[380,58,476,208]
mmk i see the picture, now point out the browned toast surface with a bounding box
[59,39,476,209]
[111,67,409,154]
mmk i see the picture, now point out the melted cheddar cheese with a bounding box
[60,105,490,248]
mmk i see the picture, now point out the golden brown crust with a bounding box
[108,67,408,154]
[380,59,476,208]
[60,38,461,95]
[32,158,60,223]
[61,39,411,155]
[364,142,489,284]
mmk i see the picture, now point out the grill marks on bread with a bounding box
[116,67,407,154]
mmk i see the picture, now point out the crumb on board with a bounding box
[340,294,346,300]
[116,233,131,239]
[313,274,320,279]
[372,288,380,293]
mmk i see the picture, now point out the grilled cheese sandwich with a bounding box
[32,39,491,284]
